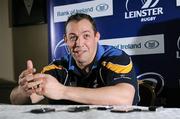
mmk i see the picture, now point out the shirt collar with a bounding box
[68,44,105,74]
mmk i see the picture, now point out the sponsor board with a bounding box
[99,34,164,56]
[177,0,180,6]
[54,0,113,23]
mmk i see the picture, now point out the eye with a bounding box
[69,35,78,41]
[83,34,90,39]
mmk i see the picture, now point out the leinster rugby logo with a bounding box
[176,36,180,59]
[53,39,70,60]
[125,0,163,22]
[137,72,164,95]
[125,0,159,11]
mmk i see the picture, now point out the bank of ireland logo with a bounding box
[144,40,159,49]
[96,3,109,12]
[125,0,163,22]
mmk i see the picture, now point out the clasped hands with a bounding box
[18,60,65,103]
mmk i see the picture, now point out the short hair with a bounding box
[65,13,97,33]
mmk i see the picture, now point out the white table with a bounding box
[0,104,180,119]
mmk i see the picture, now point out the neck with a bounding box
[75,45,98,73]
[76,62,90,73]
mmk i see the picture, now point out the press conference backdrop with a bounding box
[47,0,180,107]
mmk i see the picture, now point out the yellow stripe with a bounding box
[41,64,63,73]
[102,61,132,74]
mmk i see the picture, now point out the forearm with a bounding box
[62,83,135,105]
[10,86,31,105]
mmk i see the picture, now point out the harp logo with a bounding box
[125,0,163,22]
[144,40,159,49]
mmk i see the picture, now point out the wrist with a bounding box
[58,85,68,100]
[61,86,75,101]
[18,85,29,98]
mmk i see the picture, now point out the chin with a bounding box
[77,59,86,64]
[76,59,88,65]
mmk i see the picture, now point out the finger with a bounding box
[33,73,46,79]
[27,80,43,89]
[34,77,45,95]
[25,73,44,82]
[18,60,35,86]
[24,74,44,85]
[21,82,29,91]
[19,77,27,86]
[27,60,33,70]
[37,79,45,95]
[20,84,34,96]
[35,85,43,95]
[20,60,34,79]
[19,68,36,79]
[23,74,35,83]
[20,73,45,88]
[26,60,36,75]
[26,89,35,96]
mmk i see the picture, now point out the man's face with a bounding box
[64,19,100,68]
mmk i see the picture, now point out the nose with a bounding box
[75,35,84,47]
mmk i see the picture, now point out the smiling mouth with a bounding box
[73,50,86,57]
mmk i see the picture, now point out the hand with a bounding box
[18,60,37,96]
[35,74,66,100]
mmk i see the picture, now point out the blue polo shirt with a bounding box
[42,44,139,105]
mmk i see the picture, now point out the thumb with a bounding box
[27,60,33,70]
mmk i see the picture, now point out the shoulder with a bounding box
[100,46,133,74]
[101,45,131,65]
[41,58,68,73]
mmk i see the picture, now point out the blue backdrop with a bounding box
[47,0,180,107]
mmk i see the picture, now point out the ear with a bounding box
[64,34,67,43]
[95,32,100,42]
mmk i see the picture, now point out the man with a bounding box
[10,13,139,105]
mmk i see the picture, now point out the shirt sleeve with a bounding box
[100,50,140,105]
[40,60,68,84]
[100,50,137,87]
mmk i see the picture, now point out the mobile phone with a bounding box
[67,106,90,112]
[30,108,55,113]
[110,108,134,113]
[96,106,113,110]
